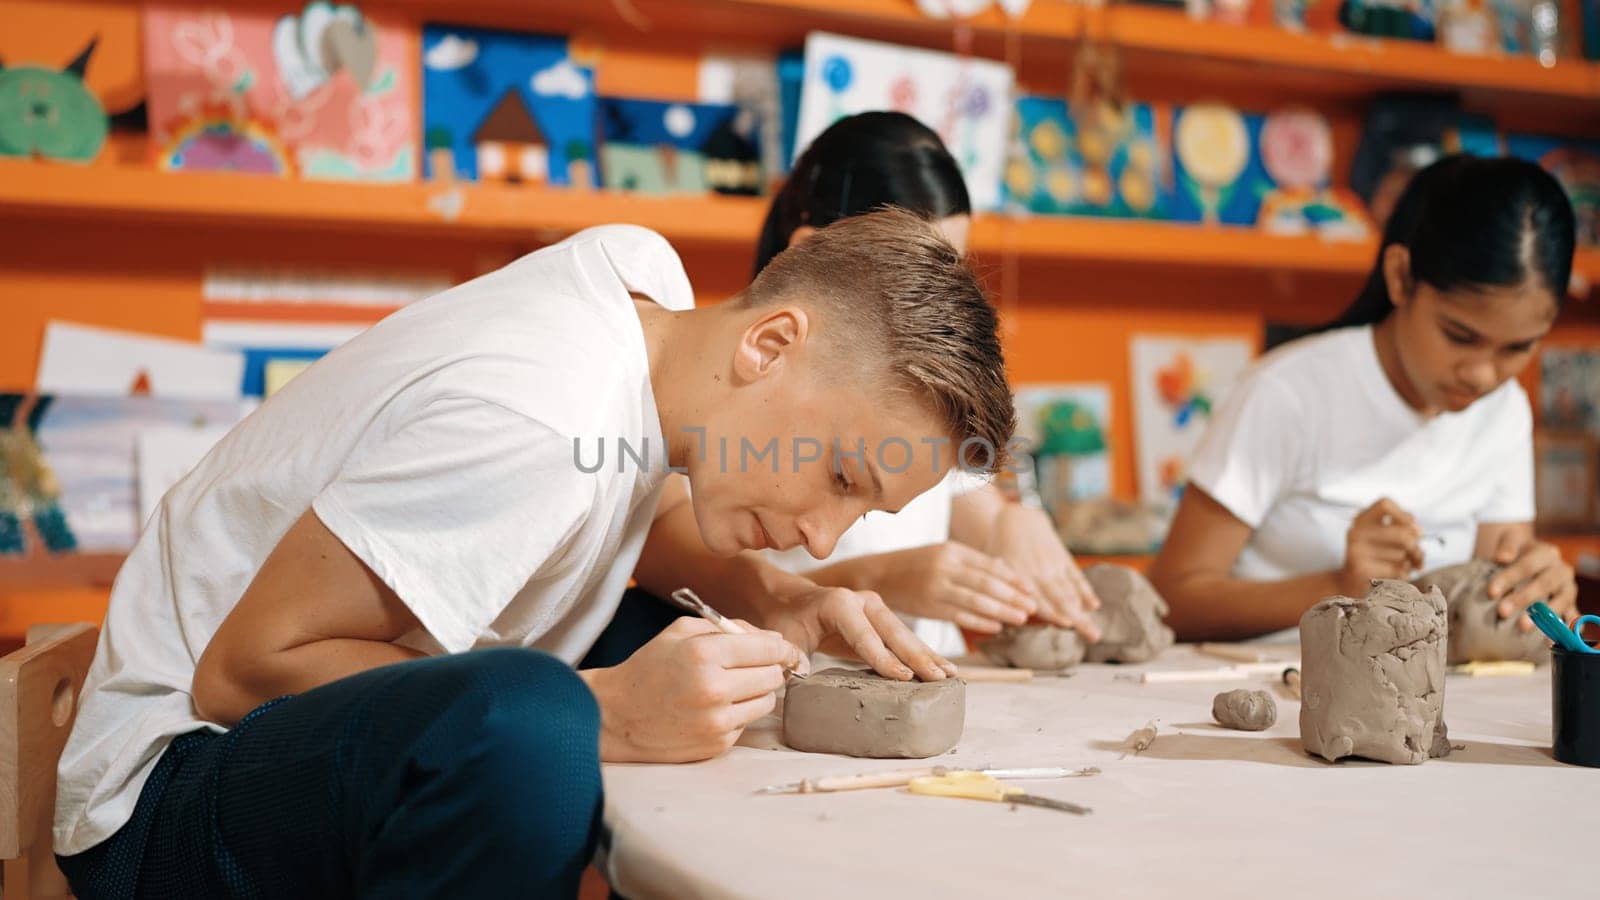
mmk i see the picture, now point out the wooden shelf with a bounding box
[705,1,1600,106]
[6,161,1597,284]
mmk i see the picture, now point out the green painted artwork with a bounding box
[0,40,109,163]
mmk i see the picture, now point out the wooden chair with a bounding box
[1,623,97,900]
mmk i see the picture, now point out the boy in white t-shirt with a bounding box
[54,209,1013,898]
[1149,155,1581,641]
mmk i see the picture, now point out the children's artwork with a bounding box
[1534,430,1598,529]
[598,97,758,195]
[1130,335,1254,512]
[1014,384,1112,515]
[794,32,1014,210]
[1506,134,1600,248]
[421,25,597,187]
[0,40,109,162]
[143,3,416,181]
[202,320,369,398]
[37,322,245,399]
[0,393,245,554]
[699,52,780,193]
[1170,103,1367,236]
[1003,96,1170,219]
[1540,348,1600,435]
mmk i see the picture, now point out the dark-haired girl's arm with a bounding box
[1148,488,1425,641]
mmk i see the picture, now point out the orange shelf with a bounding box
[0,160,1368,275]
[711,1,1600,105]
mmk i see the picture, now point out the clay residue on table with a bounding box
[781,668,965,759]
[1212,689,1277,731]
[1298,579,1451,765]
[1414,560,1548,665]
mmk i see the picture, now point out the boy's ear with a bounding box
[734,307,809,382]
[1382,244,1415,310]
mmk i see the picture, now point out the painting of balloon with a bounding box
[1129,335,1253,513]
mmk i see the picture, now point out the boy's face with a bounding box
[683,309,957,559]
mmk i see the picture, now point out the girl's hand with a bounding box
[1487,533,1578,631]
[986,505,1102,641]
[1341,498,1425,594]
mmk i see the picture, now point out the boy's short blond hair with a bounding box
[741,207,1014,472]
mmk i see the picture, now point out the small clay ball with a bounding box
[1212,688,1277,731]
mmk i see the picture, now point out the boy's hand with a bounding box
[986,505,1101,641]
[764,587,958,683]
[583,617,804,763]
[1341,498,1424,594]
[870,542,1036,635]
[1486,533,1578,631]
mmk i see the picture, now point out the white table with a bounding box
[600,646,1594,900]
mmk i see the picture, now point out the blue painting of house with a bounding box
[599,96,759,195]
[422,24,598,187]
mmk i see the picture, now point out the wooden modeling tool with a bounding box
[669,588,807,678]
[1282,667,1302,699]
[1197,643,1298,665]
[756,765,1099,795]
[955,665,1075,683]
[908,771,1091,815]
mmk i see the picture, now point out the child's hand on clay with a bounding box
[867,542,1036,635]
[1486,533,1578,631]
[763,585,958,683]
[583,617,804,763]
[1341,498,1425,594]
[985,504,1101,641]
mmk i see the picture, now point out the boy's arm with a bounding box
[636,475,956,681]
[192,509,426,726]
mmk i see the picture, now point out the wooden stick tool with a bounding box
[669,588,807,679]
[756,765,1100,795]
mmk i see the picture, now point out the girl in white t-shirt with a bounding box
[1149,154,1581,641]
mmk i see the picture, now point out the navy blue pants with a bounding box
[58,648,603,899]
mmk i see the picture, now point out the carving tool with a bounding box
[669,587,808,678]
[1282,667,1301,699]
[1115,662,1290,684]
[1449,660,1537,677]
[908,771,1091,815]
[954,665,1075,683]
[1197,643,1298,664]
[755,765,1099,795]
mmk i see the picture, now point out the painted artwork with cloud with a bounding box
[142,2,417,181]
[421,24,598,187]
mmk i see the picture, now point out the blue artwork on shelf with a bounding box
[598,96,759,195]
[1002,96,1171,220]
[421,24,598,187]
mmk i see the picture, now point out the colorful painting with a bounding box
[794,32,1014,210]
[1003,96,1170,219]
[1014,384,1112,516]
[1170,103,1367,236]
[0,393,245,554]
[1506,134,1600,248]
[1540,348,1600,436]
[0,41,108,162]
[598,96,759,196]
[421,25,597,187]
[143,3,416,181]
[1130,335,1254,512]
[699,52,780,193]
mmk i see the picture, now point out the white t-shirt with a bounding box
[1188,325,1533,583]
[55,225,693,856]
[761,471,982,656]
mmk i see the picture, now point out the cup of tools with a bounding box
[1552,642,1600,768]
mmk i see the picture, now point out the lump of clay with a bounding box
[978,624,1085,670]
[1082,564,1175,663]
[1415,560,1548,665]
[1299,580,1451,765]
[1212,689,1277,731]
[782,668,965,759]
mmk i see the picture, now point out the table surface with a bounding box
[599,645,1595,900]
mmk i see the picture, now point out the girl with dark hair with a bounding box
[758,112,1102,654]
[625,112,1100,666]
[1149,154,1581,640]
